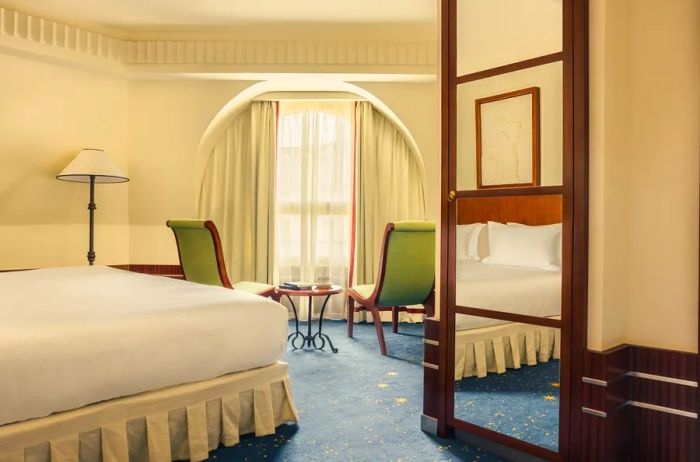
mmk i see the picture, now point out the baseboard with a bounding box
[421,414,438,435]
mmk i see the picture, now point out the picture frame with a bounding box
[475,86,541,189]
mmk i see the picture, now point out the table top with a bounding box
[276,284,344,296]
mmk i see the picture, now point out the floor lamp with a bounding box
[57,149,129,265]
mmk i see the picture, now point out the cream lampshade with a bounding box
[57,149,129,265]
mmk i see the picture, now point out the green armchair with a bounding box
[347,221,435,355]
[166,219,278,300]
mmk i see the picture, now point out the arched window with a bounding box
[276,102,354,319]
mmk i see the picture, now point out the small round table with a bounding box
[278,285,343,353]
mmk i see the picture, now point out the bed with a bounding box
[454,260,561,379]
[453,194,562,380]
[0,266,298,462]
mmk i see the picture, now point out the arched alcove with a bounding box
[194,79,427,202]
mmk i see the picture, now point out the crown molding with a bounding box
[0,5,437,78]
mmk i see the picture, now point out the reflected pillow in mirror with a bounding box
[507,222,562,267]
[456,223,485,260]
[483,221,560,269]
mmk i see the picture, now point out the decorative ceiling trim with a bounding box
[123,40,435,67]
[0,6,124,65]
[0,5,436,76]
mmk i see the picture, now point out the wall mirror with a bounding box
[444,0,573,458]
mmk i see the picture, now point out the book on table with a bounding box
[281,281,336,290]
[281,281,315,290]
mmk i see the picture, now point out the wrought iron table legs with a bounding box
[286,294,338,353]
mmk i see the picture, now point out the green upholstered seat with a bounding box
[166,219,276,298]
[347,221,436,355]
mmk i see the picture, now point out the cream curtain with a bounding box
[276,101,354,320]
[198,101,277,284]
[353,101,427,322]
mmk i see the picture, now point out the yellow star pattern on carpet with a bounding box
[550,382,560,388]
[544,394,557,401]
[377,383,389,389]
[394,397,408,405]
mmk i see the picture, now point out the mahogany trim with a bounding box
[456,194,562,226]
[457,52,564,84]
[449,418,563,461]
[475,87,541,189]
[455,185,562,198]
[438,0,587,459]
[455,306,561,329]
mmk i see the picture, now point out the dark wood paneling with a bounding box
[630,346,699,382]
[580,414,606,461]
[424,343,439,366]
[632,408,696,462]
[111,264,184,278]
[456,194,562,226]
[582,345,699,461]
[630,378,697,412]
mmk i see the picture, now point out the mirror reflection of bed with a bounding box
[453,194,562,451]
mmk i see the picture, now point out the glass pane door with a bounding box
[447,0,569,456]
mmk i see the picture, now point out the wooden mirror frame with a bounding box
[430,0,589,460]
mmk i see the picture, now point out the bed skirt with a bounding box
[0,362,298,462]
[455,320,561,380]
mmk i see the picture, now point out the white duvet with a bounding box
[455,261,561,331]
[0,266,288,426]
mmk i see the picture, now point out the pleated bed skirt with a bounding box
[455,319,561,380]
[0,362,298,462]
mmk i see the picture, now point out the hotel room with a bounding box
[0,1,697,461]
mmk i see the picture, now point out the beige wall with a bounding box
[588,0,700,353]
[127,79,440,264]
[0,53,129,269]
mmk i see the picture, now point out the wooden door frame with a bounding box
[436,0,589,460]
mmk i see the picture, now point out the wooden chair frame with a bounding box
[346,223,435,355]
[167,219,279,301]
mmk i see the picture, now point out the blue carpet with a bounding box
[209,321,557,461]
[455,360,560,451]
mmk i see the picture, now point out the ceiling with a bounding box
[4,0,436,29]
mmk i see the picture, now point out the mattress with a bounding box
[455,260,561,331]
[0,266,288,426]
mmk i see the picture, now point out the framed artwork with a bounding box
[475,86,541,189]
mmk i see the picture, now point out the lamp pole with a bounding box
[87,174,96,265]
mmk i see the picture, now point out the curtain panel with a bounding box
[353,101,428,322]
[276,101,354,320]
[198,101,277,285]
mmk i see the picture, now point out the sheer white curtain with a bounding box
[276,101,354,320]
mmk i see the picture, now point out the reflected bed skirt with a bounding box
[0,362,298,462]
[455,319,561,380]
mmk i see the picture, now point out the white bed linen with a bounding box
[0,266,288,426]
[455,261,561,331]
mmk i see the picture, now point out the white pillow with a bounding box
[507,222,562,267]
[483,221,560,269]
[456,223,485,260]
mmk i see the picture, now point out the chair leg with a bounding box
[370,306,388,356]
[392,307,399,334]
[347,296,354,337]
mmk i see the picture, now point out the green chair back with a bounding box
[166,219,232,288]
[375,221,435,307]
